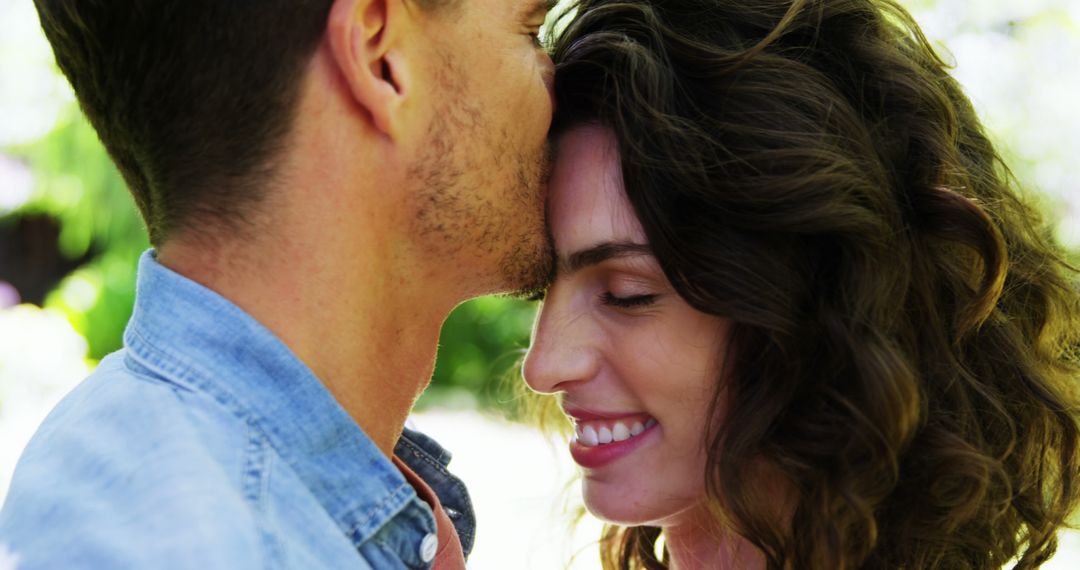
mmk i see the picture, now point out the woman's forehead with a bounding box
[550,126,644,247]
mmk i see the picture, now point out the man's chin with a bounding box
[502,230,555,300]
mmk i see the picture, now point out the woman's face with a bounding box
[523,125,732,527]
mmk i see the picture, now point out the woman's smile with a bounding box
[561,406,661,467]
[571,414,657,447]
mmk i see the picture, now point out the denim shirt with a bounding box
[0,251,475,569]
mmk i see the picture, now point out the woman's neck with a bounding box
[664,515,765,570]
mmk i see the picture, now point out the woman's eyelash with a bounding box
[601,292,657,308]
[527,290,657,307]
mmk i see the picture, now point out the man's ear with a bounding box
[327,0,411,139]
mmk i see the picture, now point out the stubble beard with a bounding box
[408,70,554,298]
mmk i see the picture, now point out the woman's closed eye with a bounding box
[601,291,658,309]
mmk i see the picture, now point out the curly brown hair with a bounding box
[549,0,1080,568]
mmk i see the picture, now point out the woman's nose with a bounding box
[522,295,599,395]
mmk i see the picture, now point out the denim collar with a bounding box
[123,250,414,546]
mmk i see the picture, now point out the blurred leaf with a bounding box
[7,107,147,360]
[421,297,538,413]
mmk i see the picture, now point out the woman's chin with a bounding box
[589,509,656,527]
[583,484,699,528]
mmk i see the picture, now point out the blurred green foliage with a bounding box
[5,108,148,360]
[423,296,537,411]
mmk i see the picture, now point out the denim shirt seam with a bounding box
[242,427,285,569]
[395,438,476,547]
[126,325,256,425]
[127,324,415,547]
[120,342,283,567]
[397,438,474,511]
[366,496,438,569]
[397,437,450,472]
[345,482,419,544]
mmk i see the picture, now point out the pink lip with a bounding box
[568,420,660,469]
[562,405,647,422]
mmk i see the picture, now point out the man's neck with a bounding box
[158,223,457,458]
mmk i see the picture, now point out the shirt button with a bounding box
[419,533,438,563]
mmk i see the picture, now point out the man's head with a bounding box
[33,1,335,245]
[34,0,554,294]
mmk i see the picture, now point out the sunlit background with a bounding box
[1,0,1079,568]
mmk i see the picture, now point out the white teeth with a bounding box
[581,425,599,447]
[575,417,656,447]
[612,422,630,442]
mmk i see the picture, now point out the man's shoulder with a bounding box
[17,350,247,471]
[0,351,264,569]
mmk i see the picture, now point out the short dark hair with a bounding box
[34,1,335,245]
[553,0,1080,568]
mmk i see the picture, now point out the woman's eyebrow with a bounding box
[560,241,652,275]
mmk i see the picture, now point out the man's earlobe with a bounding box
[327,0,409,138]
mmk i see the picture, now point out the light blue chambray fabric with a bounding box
[0,250,475,569]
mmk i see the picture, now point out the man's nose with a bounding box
[522,300,598,395]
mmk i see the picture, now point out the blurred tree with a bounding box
[0,213,94,306]
[424,296,537,411]
[3,107,148,360]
